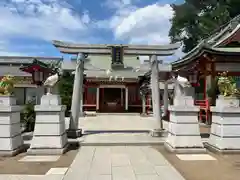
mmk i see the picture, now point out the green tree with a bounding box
[169,0,240,52]
[58,71,74,116]
[21,101,36,132]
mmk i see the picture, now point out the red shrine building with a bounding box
[62,54,149,113]
[0,56,62,105]
[172,15,240,123]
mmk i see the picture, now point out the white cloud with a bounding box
[0,0,185,60]
[97,0,137,29]
[113,3,174,45]
[99,1,183,61]
[103,0,133,10]
[99,2,175,45]
[0,0,91,43]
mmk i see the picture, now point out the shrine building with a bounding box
[0,56,62,105]
[0,53,172,114]
[62,54,157,113]
[172,14,240,123]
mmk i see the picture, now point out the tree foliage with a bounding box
[169,0,240,52]
[21,101,36,132]
[58,71,74,116]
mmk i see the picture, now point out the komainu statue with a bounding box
[0,75,15,95]
[217,71,240,97]
[172,74,192,98]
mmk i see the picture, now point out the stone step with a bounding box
[83,130,151,134]
[80,142,164,146]
[79,133,165,146]
[96,113,140,116]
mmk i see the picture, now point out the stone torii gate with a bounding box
[52,40,180,138]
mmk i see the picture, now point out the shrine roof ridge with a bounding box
[172,14,240,67]
[172,46,240,67]
[206,14,240,46]
[84,69,146,79]
[0,66,31,77]
[0,56,63,64]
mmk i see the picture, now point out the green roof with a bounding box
[172,14,240,68]
[62,55,145,78]
[205,14,240,47]
[213,47,240,53]
[172,45,240,68]
[0,56,62,65]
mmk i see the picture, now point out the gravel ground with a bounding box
[0,142,79,175]
[155,146,240,180]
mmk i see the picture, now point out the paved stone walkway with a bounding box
[63,146,185,180]
[0,174,64,180]
[79,133,165,146]
[65,115,168,132]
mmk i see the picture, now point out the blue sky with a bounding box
[0,0,184,61]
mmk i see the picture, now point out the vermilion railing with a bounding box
[128,86,142,106]
[195,99,211,124]
[84,87,96,106]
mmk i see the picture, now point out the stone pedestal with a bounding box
[27,94,68,155]
[150,129,165,137]
[165,91,205,153]
[207,96,240,153]
[0,96,25,156]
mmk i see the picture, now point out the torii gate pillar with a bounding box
[67,53,85,138]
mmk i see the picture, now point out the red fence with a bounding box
[128,86,141,106]
[84,87,96,105]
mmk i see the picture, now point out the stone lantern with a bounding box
[189,71,199,87]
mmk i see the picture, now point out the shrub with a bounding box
[58,72,74,116]
[21,101,35,132]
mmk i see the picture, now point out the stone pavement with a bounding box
[79,133,165,146]
[0,174,64,180]
[65,114,169,132]
[63,146,185,180]
[0,115,188,179]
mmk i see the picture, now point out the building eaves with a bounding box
[85,69,146,79]
[207,14,240,46]
[204,47,240,55]
[0,56,63,65]
[172,46,240,68]
[213,24,240,47]
[171,41,206,66]
[0,66,31,77]
[172,14,240,67]
[212,47,240,53]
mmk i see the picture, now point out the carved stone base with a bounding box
[165,142,206,154]
[28,95,68,155]
[150,129,165,137]
[205,142,240,154]
[27,144,69,155]
[40,94,61,105]
[0,96,23,156]
[67,129,82,139]
[208,97,240,151]
[165,105,205,153]
[0,144,28,157]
